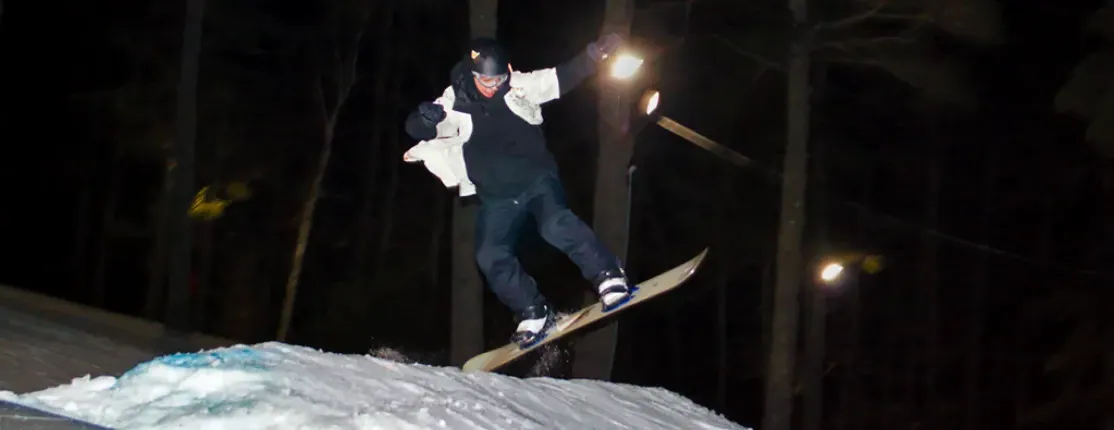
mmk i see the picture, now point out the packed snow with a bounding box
[0,285,229,393]
[2,342,750,429]
[0,285,748,429]
[0,300,153,393]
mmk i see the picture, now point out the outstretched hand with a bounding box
[588,33,623,62]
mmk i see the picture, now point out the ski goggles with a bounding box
[472,71,508,89]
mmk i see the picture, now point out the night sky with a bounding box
[2,0,1113,428]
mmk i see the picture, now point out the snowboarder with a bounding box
[402,34,629,348]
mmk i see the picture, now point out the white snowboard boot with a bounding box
[594,269,632,311]
[511,303,556,348]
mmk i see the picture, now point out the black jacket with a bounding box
[405,50,599,200]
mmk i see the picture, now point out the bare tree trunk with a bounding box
[838,148,874,430]
[1104,342,1114,430]
[1015,186,1059,425]
[347,4,395,286]
[668,311,686,383]
[72,169,93,298]
[428,194,448,287]
[371,27,405,291]
[425,20,450,291]
[964,142,996,430]
[450,0,497,367]
[450,199,483,358]
[145,167,171,320]
[165,0,205,331]
[421,34,451,293]
[841,277,862,430]
[763,1,809,428]
[276,95,334,342]
[195,220,214,328]
[92,157,120,308]
[716,168,736,410]
[347,141,382,284]
[573,0,634,382]
[921,123,942,430]
[761,259,774,372]
[276,6,370,341]
[803,143,828,430]
[882,221,905,427]
[1012,326,1029,428]
[803,269,826,430]
[716,274,729,409]
[802,60,830,430]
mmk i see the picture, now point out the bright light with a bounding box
[819,262,845,283]
[610,53,644,80]
[639,90,660,115]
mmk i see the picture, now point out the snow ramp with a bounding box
[0,285,232,393]
[0,284,233,428]
[3,342,751,429]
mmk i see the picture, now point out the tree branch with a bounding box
[821,57,884,69]
[711,34,785,71]
[814,2,932,31]
[815,36,918,53]
[819,3,886,30]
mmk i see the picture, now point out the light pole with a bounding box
[604,51,651,263]
[622,83,889,291]
[631,88,763,171]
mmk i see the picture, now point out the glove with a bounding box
[418,102,446,125]
[587,33,623,62]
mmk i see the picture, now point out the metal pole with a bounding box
[623,164,637,261]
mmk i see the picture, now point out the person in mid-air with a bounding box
[402,34,629,348]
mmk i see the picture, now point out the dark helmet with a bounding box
[468,37,510,78]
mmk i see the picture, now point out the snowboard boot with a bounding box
[511,303,557,348]
[594,268,633,312]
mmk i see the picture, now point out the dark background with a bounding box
[1,0,1113,428]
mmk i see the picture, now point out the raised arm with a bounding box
[555,33,624,96]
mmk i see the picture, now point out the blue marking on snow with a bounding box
[119,347,271,381]
[154,348,268,370]
[175,398,260,418]
[152,345,269,369]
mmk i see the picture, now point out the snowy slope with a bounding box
[2,342,750,430]
[0,285,230,393]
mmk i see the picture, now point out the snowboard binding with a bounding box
[511,303,557,349]
[595,269,637,313]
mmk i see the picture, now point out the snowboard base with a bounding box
[462,248,709,373]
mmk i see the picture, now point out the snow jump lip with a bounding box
[0,400,111,429]
[9,342,751,429]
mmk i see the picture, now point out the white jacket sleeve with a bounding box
[402,86,477,197]
[510,68,561,105]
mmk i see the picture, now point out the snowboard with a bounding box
[461,248,710,373]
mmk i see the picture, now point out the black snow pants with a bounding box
[474,173,622,314]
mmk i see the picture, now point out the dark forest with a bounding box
[2,0,1113,428]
